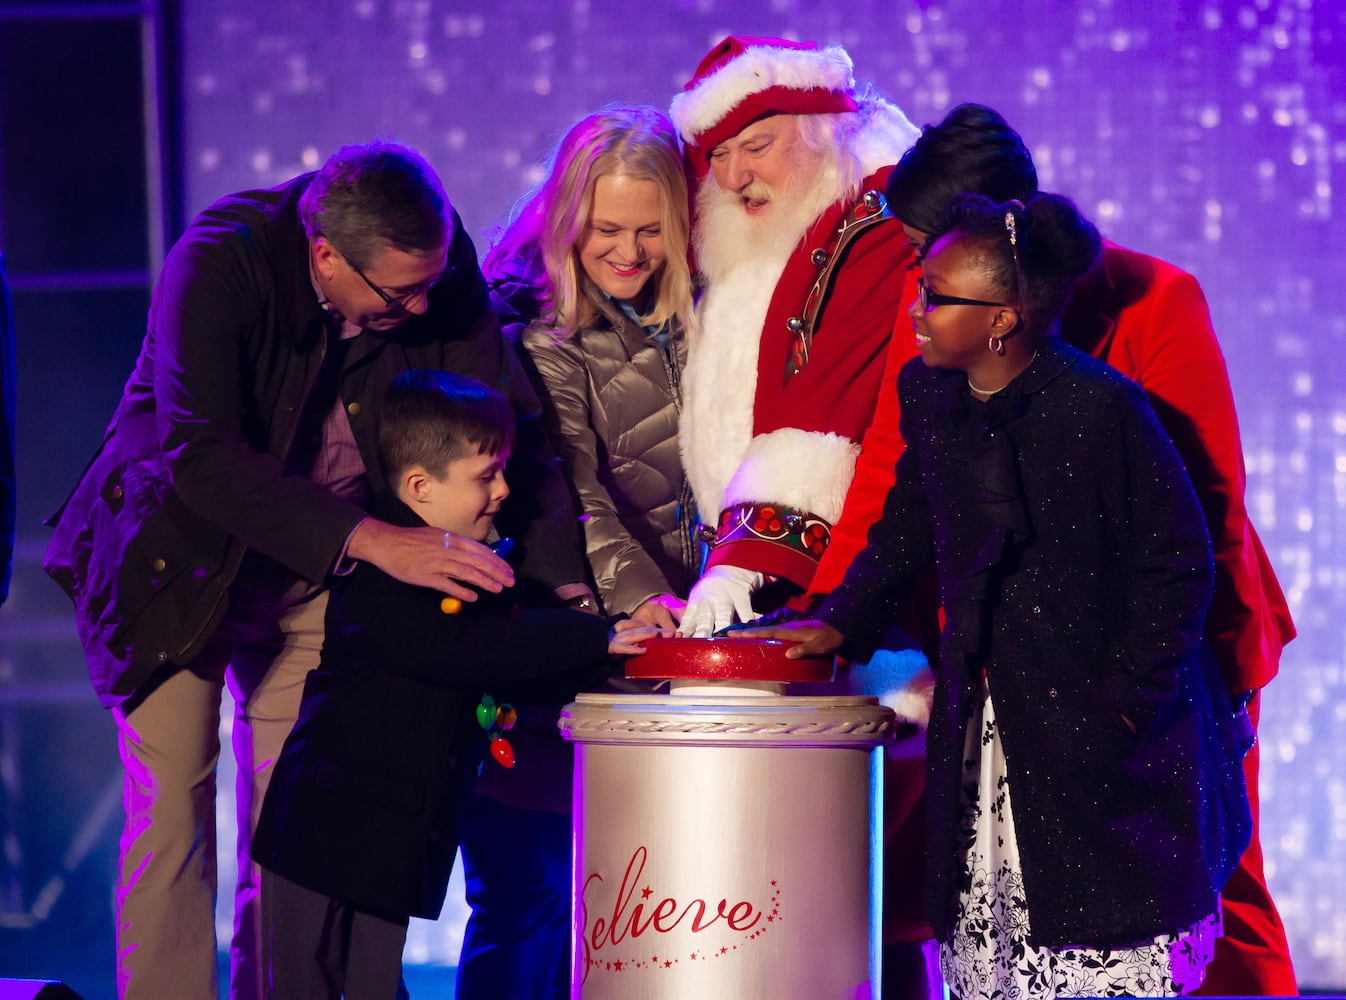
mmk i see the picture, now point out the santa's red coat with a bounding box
[683,168,919,588]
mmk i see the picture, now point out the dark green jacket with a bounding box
[44,174,580,707]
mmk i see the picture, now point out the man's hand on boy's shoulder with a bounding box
[347,518,515,599]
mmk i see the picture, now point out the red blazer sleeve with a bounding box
[807,266,919,598]
[1068,246,1294,692]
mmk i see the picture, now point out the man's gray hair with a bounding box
[299,140,451,269]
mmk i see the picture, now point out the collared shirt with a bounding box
[303,266,371,578]
[308,267,371,508]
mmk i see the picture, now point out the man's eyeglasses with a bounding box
[916,276,1009,312]
[348,255,446,308]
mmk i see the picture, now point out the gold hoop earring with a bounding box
[988,336,1005,356]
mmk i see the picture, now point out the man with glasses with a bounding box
[43,140,589,1000]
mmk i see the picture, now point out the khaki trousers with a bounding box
[111,586,327,1000]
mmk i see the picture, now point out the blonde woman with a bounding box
[457,105,697,1000]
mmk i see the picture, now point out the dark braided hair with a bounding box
[886,103,1038,235]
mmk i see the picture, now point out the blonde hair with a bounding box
[487,105,693,337]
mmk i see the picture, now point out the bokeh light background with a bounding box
[4,0,1345,993]
[180,0,1346,984]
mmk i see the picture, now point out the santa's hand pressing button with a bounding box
[678,564,765,637]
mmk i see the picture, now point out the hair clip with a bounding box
[476,694,517,768]
[1003,201,1026,322]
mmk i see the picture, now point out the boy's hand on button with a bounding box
[607,620,673,657]
[733,619,844,659]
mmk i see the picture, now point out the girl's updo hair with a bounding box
[929,192,1102,339]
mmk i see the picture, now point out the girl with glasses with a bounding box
[748,192,1251,998]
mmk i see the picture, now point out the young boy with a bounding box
[250,370,656,998]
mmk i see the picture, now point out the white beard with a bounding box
[692,157,846,285]
[681,164,847,520]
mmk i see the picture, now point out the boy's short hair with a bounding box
[379,370,515,480]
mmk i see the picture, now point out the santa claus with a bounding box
[671,36,918,635]
[672,38,941,998]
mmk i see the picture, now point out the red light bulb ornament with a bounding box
[475,694,516,768]
[490,737,515,768]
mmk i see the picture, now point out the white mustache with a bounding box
[737,181,775,204]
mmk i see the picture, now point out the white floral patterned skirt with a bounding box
[937,687,1222,999]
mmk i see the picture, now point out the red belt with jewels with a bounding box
[701,502,832,560]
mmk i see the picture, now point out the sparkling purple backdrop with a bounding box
[160,0,1346,988]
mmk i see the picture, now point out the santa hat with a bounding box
[671,36,858,176]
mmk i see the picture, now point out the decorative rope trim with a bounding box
[560,717,895,739]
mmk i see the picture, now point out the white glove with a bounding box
[678,565,766,638]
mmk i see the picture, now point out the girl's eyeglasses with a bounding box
[916,276,1010,312]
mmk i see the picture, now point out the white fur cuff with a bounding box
[721,428,860,525]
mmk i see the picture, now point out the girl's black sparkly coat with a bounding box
[822,339,1251,947]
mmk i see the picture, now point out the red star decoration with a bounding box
[641,886,653,899]
[690,952,698,960]
[614,960,624,971]
[720,946,728,955]
[771,879,778,886]
[663,960,673,968]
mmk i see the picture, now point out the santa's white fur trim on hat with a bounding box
[854,100,923,179]
[671,43,855,146]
